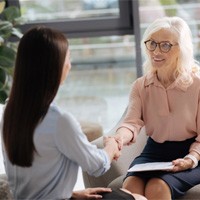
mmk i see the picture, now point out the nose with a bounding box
[153,45,162,55]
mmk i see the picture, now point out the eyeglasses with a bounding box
[144,40,178,53]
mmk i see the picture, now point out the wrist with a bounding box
[71,191,78,199]
[184,154,198,169]
[125,129,134,144]
[116,126,134,144]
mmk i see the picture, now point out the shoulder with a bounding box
[48,103,75,120]
[184,73,200,95]
[192,72,200,81]
[43,103,81,132]
[131,74,150,90]
[191,73,200,87]
[135,75,147,83]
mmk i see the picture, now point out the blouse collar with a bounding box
[144,72,190,92]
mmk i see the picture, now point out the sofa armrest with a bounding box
[82,128,148,188]
[82,136,121,188]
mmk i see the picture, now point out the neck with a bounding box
[156,68,177,88]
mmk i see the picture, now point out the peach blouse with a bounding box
[119,72,200,155]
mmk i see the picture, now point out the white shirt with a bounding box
[2,103,110,199]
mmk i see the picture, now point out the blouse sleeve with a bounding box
[118,80,144,141]
[190,92,200,155]
[54,112,110,177]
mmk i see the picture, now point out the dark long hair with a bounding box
[3,26,68,167]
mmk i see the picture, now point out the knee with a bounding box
[123,176,146,196]
[145,178,170,196]
[132,193,148,200]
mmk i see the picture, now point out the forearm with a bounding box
[184,142,200,168]
[184,151,200,168]
[189,151,200,160]
[71,191,78,199]
[173,150,200,172]
[116,127,134,145]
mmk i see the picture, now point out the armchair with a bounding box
[82,115,200,200]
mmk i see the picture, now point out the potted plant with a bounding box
[0,1,23,103]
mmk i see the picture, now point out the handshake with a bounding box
[102,128,134,162]
[103,135,123,162]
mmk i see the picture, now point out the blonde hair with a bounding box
[142,16,199,87]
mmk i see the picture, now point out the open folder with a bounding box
[128,162,174,172]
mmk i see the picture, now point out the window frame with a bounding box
[6,0,142,76]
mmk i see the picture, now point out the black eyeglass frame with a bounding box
[144,39,178,53]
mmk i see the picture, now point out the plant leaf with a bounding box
[0,45,16,68]
[0,35,4,44]
[0,21,13,39]
[12,27,23,38]
[0,1,5,14]
[0,90,7,103]
[0,68,6,88]
[1,6,21,23]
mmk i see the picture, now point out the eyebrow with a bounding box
[149,38,174,43]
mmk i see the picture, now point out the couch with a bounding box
[82,127,200,199]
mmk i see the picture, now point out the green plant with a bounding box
[0,1,23,103]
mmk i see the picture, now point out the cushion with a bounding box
[0,174,13,200]
[79,121,103,142]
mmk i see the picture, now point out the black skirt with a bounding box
[125,137,200,199]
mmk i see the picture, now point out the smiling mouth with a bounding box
[153,57,165,62]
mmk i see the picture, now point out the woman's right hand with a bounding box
[113,134,124,150]
[114,127,134,149]
[72,187,112,199]
[103,136,121,161]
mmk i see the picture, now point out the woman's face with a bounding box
[146,28,179,71]
[61,49,71,84]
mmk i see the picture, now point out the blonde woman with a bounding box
[114,16,200,200]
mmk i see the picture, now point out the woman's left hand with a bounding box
[72,187,112,199]
[172,158,193,172]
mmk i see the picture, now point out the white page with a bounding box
[128,162,174,172]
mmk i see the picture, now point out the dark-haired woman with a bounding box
[1,26,120,200]
[1,26,146,200]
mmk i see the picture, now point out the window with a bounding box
[55,35,137,132]
[139,0,200,61]
[8,0,139,38]
[6,0,141,133]
[18,0,119,21]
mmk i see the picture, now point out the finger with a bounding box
[115,151,122,159]
[172,161,186,172]
[115,139,123,150]
[90,187,112,193]
[87,194,103,199]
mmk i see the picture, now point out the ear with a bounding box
[60,61,71,84]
